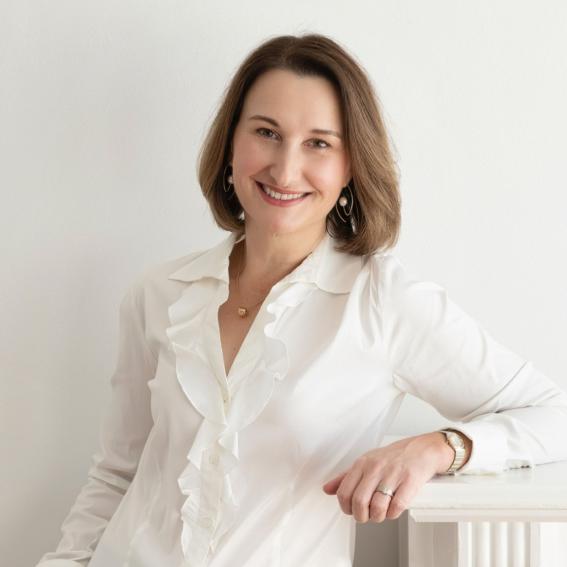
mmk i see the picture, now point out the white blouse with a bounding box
[37,231,567,567]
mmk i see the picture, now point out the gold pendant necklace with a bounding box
[234,243,266,318]
[236,306,249,318]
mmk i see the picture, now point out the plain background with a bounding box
[1,2,566,566]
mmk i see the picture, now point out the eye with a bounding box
[309,139,331,150]
[256,127,278,139]
[256,128,331,150]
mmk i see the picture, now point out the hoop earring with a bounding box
[335,183,358,235]
[223,164,233,193]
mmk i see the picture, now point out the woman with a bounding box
[37,33,567,567]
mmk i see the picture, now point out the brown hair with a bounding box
[197,33,401,256]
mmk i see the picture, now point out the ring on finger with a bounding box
[374,482,395,498]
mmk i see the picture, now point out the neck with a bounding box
[231,223,326,294]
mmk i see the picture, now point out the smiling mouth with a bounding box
[256,181,310,201]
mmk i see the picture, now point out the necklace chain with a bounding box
[234,243,268,318]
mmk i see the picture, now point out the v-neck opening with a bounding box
[213,233,269,386]
[204,229,327,389]
[213,291,270,388]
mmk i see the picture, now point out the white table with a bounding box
[399,460,567,567]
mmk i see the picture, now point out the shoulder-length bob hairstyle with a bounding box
[197,33,401,256]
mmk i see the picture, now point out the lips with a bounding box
[256,181,309,197]
[264,185,306,196]
[255,181,310,205]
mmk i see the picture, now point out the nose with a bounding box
[267,142,301,189]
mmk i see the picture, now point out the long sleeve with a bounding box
[36,280,157,566]
[375,253,567,475]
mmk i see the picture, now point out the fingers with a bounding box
[350,466,385,522]
[327,456,427,524]
[335,466,363,516]
[383,475,420,520]
[369,474,403,522]
[340,468,420,523]
[322,471,347,495]
[368,492,395,523]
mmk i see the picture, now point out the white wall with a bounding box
[1,2,565,566]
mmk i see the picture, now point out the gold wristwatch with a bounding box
[439,429,467,474]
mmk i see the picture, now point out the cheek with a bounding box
[233,136,268,174]
[309,160,347,198]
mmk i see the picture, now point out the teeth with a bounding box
[259,183,306,201]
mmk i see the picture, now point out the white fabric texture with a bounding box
[37,231,567,567]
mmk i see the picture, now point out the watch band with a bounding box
[439,429,467,474]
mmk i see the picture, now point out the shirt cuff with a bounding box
[446,421,532,475]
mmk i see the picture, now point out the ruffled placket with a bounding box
[166,266,318,566]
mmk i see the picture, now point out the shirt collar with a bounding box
[167,231,364,294]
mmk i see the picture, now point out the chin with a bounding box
[263,222,300,236]
[247,216,301,236]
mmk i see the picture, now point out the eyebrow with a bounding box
[248,114,343,140]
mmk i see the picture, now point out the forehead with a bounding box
[241,68,343,129]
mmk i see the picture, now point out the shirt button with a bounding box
[209,453,219,466]
[199,516,213,529]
